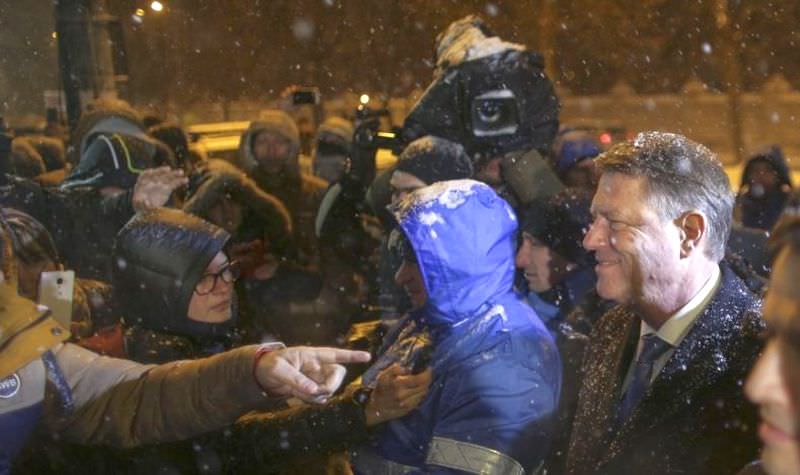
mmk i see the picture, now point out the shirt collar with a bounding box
[641,264,722,347]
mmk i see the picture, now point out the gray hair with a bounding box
[595,131,734,262]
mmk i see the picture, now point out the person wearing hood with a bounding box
[313,116,353,185]
[350,180,561,474]
[373,135,474,321]
[113,208,243,363]
[0,210,372,475]
[237,110,328,265]
[735,145,793,231]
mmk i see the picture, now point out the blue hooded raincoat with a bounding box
[353,180,561,474]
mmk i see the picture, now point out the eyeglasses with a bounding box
[194,261,240,295]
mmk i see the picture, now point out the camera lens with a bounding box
[57,278,64,285]
[477,102,503,124]
[470,91,520,137]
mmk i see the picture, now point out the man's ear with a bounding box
[678,211,706,258]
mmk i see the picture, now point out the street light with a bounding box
[150,1,164,12]
[135,8,145,17]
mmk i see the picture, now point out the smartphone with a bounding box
[292,87,320,105]
[38,270,75,330]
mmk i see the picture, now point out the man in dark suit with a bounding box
[565,132,764,475]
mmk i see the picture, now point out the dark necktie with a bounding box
[617,333,672,424]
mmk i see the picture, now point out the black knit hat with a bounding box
[395,135,473,184]
[520,188,594,267]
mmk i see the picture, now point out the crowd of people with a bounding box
[1,13,800,475]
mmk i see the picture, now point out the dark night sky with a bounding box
[2,0,800,117]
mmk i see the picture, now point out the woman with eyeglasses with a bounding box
[112,207,244,364]
[101,208,255,473]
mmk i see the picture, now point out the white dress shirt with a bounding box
[622,265,722,391]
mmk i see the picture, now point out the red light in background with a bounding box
[599,132,612,145]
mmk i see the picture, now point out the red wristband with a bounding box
[252,342,287,395]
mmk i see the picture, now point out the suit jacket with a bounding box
[566,265,764,475]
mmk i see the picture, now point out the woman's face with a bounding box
[187,252,235,323]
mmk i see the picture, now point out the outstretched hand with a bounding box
[132,166,188,211]
[255,346,371,403]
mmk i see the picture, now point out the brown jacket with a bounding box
[1,284,271,449]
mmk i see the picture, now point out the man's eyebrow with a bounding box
[591,206,626,221]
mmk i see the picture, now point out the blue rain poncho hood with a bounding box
[392,179,518,326]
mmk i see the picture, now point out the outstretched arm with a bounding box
[44,343,369,448]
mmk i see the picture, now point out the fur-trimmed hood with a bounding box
[236,111,301,176]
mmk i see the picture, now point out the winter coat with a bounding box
[352,180,561,474]
[237,113,327,265]
[727,223,771,277]
[543,286,613,475]
[0,176,136,280]
[0,282,272,475]
[565,265,763,475]
[735,146,793,230]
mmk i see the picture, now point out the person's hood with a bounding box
[315,116,353,152]
[741,144,793,190]
[184,159,292,246]
[392,179,518,326]
[237,111,301,175]
[112,208,234,338]
[67,98,147,166]
[19,135,67,171]
[9,139,46,178]
[61,133,174,190]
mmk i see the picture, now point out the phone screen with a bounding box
[38,270,75,330]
